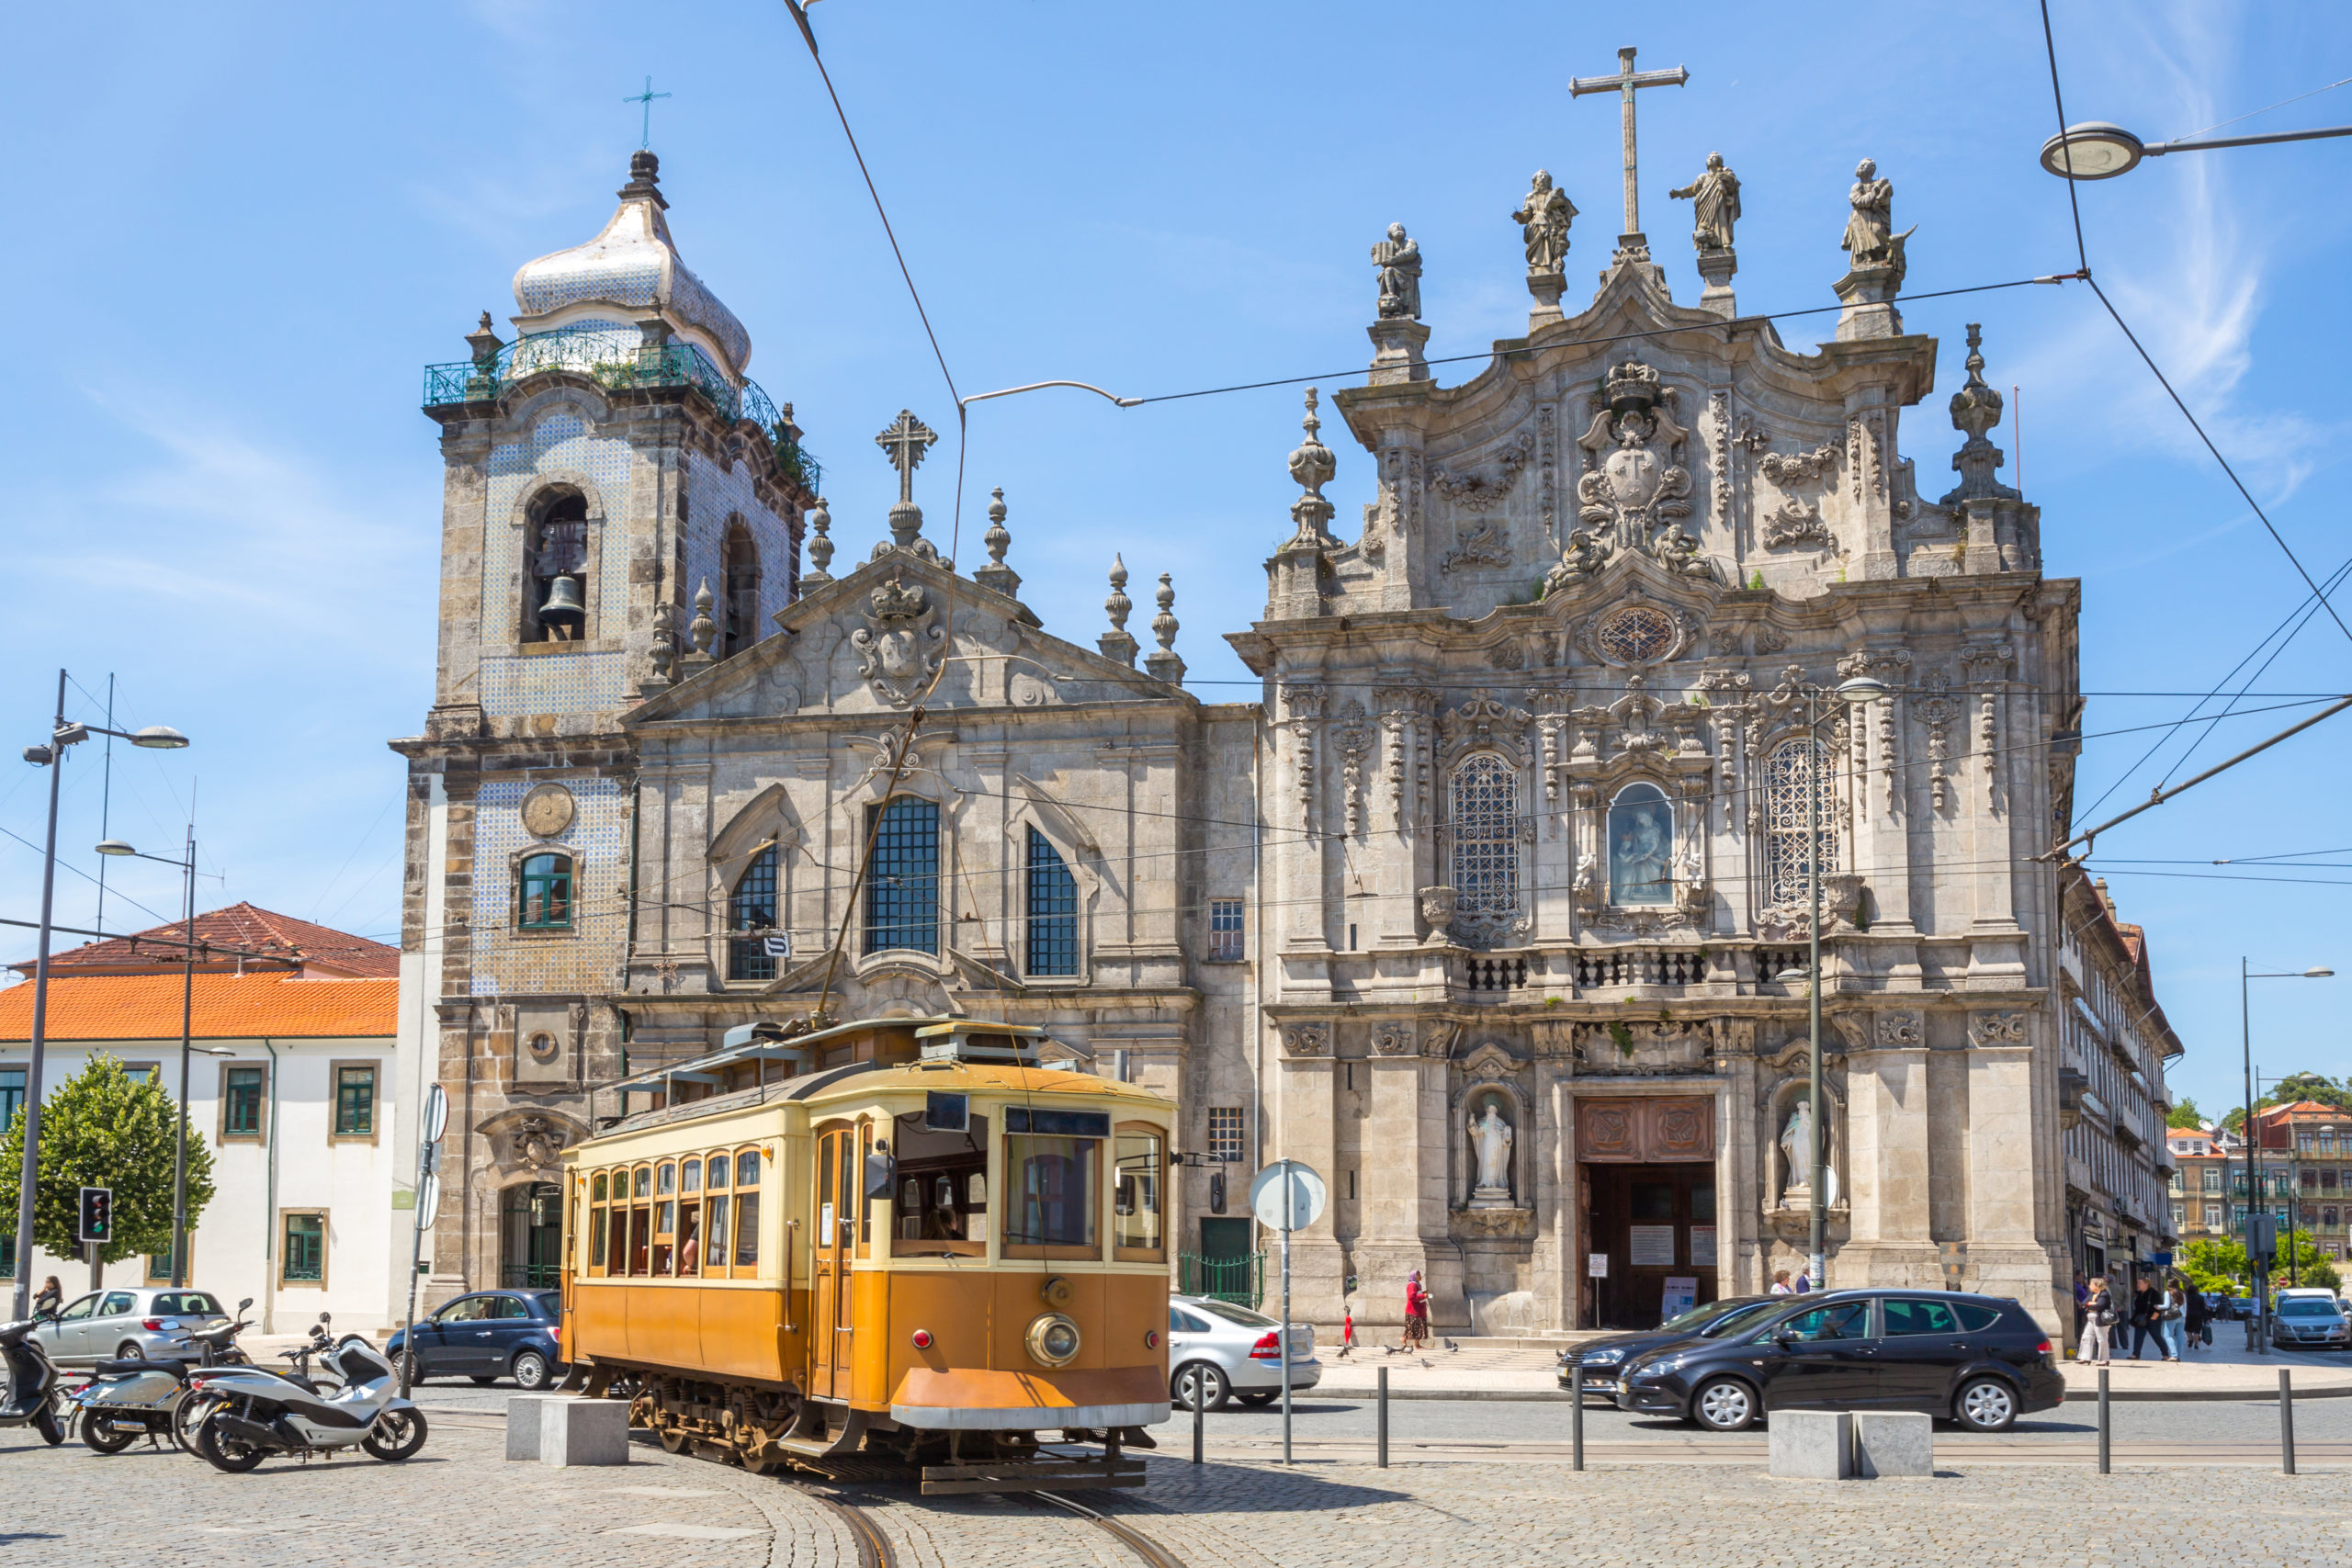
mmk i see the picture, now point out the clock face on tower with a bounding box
[521,783,576,840]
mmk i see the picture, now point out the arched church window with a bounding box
[1764,739,1837,908]
[518,852,572,931]
[1607,783,1674,906]
[1448,753,1520,941]
[525,490,591,643]
[864,796,939,956]
[721,523,761,658]
[1024,826,1078,977]
[728,846,780,981]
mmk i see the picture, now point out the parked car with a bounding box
[30,1287,232,1367]
[1557,1296,1778,1398]
[2268,1292,2350,1351]
[1167,1294,1318,1412]
[1613,1289,2064,1434]
[387,1290,566,1389]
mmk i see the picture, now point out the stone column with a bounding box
[1358,1047,1441,1328]
[1962,1017,2064,1331]
[1840,1010,1933,1285]
[1273,1033,1343,1323]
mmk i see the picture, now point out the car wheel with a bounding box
[83,1414,140,1454]
[1954,1376,2018,1433]
[116,1341,144,1363]
[362,1406,429,1461]
[1690,1376,1759,1433]
[1171,1360,1230,1413]
[512,1350,551,1391]
[1234,1391,1278,1407]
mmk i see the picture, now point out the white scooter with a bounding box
[184,1314,426,1472]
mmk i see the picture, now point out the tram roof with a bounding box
[601,1013,1060,1097]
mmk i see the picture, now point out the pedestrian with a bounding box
[1792,1269,1812,1294]
[2129,1274,2165,1360]
[2181,1278,2210,1353]
[1338,1303,1356,1359]
[1402,1269,1430,1351]
[32,1275,62,1316]
[1770,1269,1793,1295]
[2159,1278,2188,1361]
[2072,1272,2090,1351]
[2079,1278,2117,1366]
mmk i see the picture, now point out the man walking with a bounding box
[2181,1280,2210,1352]
[2128,1275,2165,1360]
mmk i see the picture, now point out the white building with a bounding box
[0,905,416,1330]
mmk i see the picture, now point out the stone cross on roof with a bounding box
[1569,46,1689,247]
[875,410,938,505]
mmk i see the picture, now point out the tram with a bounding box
[558,1016,1175,1492]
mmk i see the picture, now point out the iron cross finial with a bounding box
[874,410,939,504]
[624,75,673,150]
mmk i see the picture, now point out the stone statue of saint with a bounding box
[1779,1097,1813,1199]
[1669,152,1741,251]
[1470,1100,1514,1194]
[1371,223,1422,320]
[1513,170,1577,275]
[1841,158,1894,265]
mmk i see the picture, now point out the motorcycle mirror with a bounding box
[318,1313,332,1325]
[238,1297,254,1311]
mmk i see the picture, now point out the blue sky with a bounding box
[2,2,2347,1120]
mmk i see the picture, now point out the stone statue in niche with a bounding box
[1669,152,1741,250]
[1777,1092,1841,1207]
[1513,169,1577,275]
[1371,223,1422,320]
[1468,1098,1515,1206]
[1608,783,1674,906]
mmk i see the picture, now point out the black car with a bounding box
[1614,1289,2064,1433]
[386,1290,566,1389]
[1556,1296,1781,1397]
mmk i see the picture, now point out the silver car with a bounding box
[2269,1292,2350,1350]
[32,1287,232,1366]
[1168,1293,1319,1411]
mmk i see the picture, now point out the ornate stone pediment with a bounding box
[1574,360,1701,572]
[1282,1022,1330,1057]
[1439,694,1532,765]
[849,574,946,707]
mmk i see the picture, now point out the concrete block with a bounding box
[1852,1411,1934,1478]
[1768,1410,1851,1480]
[541,1396,631,1467]
[505,1394,552,1461]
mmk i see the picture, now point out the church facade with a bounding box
[396,141,2109,1335]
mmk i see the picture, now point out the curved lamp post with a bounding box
[2041,118,2352,180]
[2242,962,2333,1351]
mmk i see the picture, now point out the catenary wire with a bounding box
[2172,73,2352,146]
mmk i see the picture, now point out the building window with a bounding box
[525,489,591,642]
[334,1065,376,1137]
[1024,827,1079,977]
[729,846,780,981]
[721,523,761,658]
[221,1065,266,1141]
[0,1065,22,1135]
[1607,781,1675,906]
[2326,1206,2341,1229]
[2203,1168,2222,1192]
[144,1237,192,1284]
[1448,753,1521,940]
[864,796,939,955]
[1206,1105,1246,1165]
[519,852,573,931]
[280,1212,326,1286]
[1764,739,1837,908]
[1207,898,1246,962]
[2171,1203,2184,1227]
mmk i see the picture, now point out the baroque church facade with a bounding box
[397,141,2088,1334]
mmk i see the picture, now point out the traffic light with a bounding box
[78,1186,112,1244]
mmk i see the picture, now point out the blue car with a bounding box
[388,1290,565,1390]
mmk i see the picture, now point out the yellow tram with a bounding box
[557,1016,1175,1491]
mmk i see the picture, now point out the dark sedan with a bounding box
[1614,1289,2064,1433]
[388,1290,566,1390]
[1556,1296,1780,1398]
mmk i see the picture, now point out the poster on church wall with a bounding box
[1661,1277,1698,1317]
[1588,1252,1609,1278]
[1690,1226,1718,1268]
[1629,1225,1676,1267]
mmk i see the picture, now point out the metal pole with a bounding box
[8,670,70,1322]
[1376,1365,1388,1468]
[1807,695,1826,1292]
[2245,958,2263,1353]
[2096,1366,2109,1473]
[2278,1368,2296,1474]
[1570,1362,1585,1472]
[1279,1213,1293,1465]
[170,826,195,1287]
[399,1139,434,1399]
[1192,1374,1203,1465]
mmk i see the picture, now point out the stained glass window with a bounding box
[1448,753,1520,938]
[1024,827,1079,976]
[865,796,939,954]
[729,846,779,980]
[1765,739,1837,908]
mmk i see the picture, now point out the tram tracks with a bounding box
[1021,1490,1190,1568]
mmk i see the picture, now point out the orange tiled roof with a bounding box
[0,972,396,1042]
[16,903,399,980]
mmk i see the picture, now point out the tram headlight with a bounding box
[1025,1312,1082,1368]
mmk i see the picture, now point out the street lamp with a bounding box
[9,674,191,1321]
[2040,118,2352,179]
[96,830,200,1288]
[2241,961,2332,1353]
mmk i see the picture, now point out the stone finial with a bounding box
[467,310,503,368]
[618,149,667,208]
[644,601,675,690]
[688,578,716,656]
[1146,572,1185,685]
[1099,554,1138,667]
[974,486,1022,599]
[1942,324,2017,503]
[1285,388,1339,546]
[802,497,834,585]
[872,410,943,561]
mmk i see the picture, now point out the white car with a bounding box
[1168,1293,1319,1411]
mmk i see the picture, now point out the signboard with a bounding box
[422,1082,449,1147]
[416,1171,441,1229]
[1661,1277,1699,1317]
[762,932,793,959]
[1249,1160,1327,1233]
[1587,1252,1610,1278]
[1690,1225,1718,1269]
[1629,1224,1677,1268]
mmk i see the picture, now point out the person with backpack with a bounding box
[2079,1277,2118,1366]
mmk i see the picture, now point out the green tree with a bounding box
[0,1054,216,1289]
[2181,1236,2250,1293]
[2277,1228,2343,1292]
[2166,1096,2205,1130]
[2268,1072,2352,1113]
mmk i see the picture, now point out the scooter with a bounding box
[71,1296,255,1454]
[0,1314,67,1446]
[184,1315,426,1472]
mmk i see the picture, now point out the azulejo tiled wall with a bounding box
[481,405,635,717]
[469,774,628,998]
[682,447,797,642]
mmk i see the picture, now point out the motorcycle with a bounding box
[72,1296,255,1455]
[0,1313,67,1446]
[183,1314,426,1472]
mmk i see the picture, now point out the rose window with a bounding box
[1596,605,1677,664]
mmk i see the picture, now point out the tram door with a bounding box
[812,1127,855,1400]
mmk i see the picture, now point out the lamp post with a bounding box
[9,672,187,1320]
[95,829,202,1286]
[2242,962,2332,1352]
[2040,118,2352,179]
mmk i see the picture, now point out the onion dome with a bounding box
[510,151,752,379]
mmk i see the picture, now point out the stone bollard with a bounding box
[541,1396,632,1467]
[1768,1410,1851,1480]
[1850,1412,1934,1478]
[505,1394,554,1461]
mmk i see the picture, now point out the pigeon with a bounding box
[1443,1338,1459,1352]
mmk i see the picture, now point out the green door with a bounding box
[1190,1217,1260,1305]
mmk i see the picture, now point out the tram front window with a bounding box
[891,1111,989,1257]
[1006,1134,1100,1255]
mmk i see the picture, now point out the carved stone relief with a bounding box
[848,575,946,707]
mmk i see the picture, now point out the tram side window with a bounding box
[733,1149,761,1269]
[653,1162,677,1274]
[630,1165,653,1275]
[1114,1124,1165,1258]
[1004,1107,1110,1258]
[679,1158,702,1276]
[705,1150,731,1278]
[589,1172,609,1273]
[889,1110,990,1258]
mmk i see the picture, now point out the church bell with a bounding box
[538,574,587,635]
